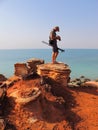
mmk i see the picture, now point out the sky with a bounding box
[0,0,98,49]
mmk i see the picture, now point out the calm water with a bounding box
[0,49,98,79]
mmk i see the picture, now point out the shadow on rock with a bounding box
[22,77,82,130]
[50,81,82,129]
[3,97,16,117]
[5,122,17,130]
[69,85,98,96]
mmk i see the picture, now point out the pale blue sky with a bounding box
[0,0,98,49]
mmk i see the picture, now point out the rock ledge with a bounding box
[37,62,71,87]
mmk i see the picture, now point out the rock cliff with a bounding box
[37,62,71,87]
[0,58,98,130]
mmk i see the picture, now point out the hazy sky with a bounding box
[0,0,98,49]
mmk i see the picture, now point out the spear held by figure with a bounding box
[42,41,65,52]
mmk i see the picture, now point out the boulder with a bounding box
[14,58,44,77]
[37,62,71,87]
[14,63,29,76]
[26,58,44,73]
[9,87,41,105]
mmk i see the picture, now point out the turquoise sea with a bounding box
[0,49,98,80]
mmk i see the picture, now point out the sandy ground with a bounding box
[3,76,98,130]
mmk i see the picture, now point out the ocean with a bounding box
[0,49,98,80]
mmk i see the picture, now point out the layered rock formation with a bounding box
[9,87,41,105]
[1,58,98,130]
[37,62,71,87]
[14,58,44,77]
[0,58,71,129]
[14,58,71,87]
[26,58,44,73]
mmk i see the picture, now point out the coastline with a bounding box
[0,49,98,79]
[0,66,98,130]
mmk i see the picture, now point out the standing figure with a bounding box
[49,26,61,63]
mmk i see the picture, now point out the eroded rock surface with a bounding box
[9,87,41,105]
[37,62,71,87]
[14,58,44,77]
